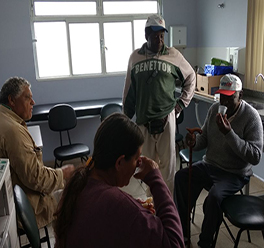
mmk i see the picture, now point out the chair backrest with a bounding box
[176,110,184,133]
[48,104,77,132]
[100,103,122,122]
[13,185,40,248]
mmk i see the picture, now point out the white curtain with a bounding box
[245,0,264,91]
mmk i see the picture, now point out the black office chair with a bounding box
[48,103,90,168]
[175,111,185,151]
[100,103,122,122]
[13,185,51,248]
[213,194,264,248]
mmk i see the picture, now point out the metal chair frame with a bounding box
[14,185,51,248]
[48,103,90,168]
[213,194,262,248]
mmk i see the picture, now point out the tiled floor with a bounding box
[21,161,264,248]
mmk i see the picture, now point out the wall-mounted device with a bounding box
[169,26,187,48]
[233,47,245,75]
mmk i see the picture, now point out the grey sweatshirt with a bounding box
[194,100,263,177]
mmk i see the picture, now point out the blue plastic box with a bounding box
[204,64,233,76]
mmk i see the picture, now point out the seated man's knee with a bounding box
[206,188,223,206]
[175,168,188,185]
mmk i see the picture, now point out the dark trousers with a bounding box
[174,161,249,248]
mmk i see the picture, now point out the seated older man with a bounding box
[174,74,263,248]
[0,77,75,228]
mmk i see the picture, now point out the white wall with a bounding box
[0,0,248,104]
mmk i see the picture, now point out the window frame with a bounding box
[30,0,162,80]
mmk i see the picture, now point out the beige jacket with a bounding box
[0,105,64,228]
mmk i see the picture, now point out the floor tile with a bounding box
[249,176,264,195]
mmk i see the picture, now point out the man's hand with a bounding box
[216,113,231,135]
[133,156,159,181]
[185,132,196,148]
[61,164,75,181]
[175,104,182,117]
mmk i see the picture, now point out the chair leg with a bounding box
[181,140,185,149]
[236,190,251,243]
[39,226,51,248]
[223,218,251,245]
[81,156,88,164]
[54,159,59,168]
[192,205,196,223]
[18,229,23,248]
[246,230,251,243]
[234,229,243,248]
[44,226,51,248]
[176,143,180,153]
[179,157,183,170]
[223,218,236,242]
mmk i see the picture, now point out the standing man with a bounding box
[174,74,263,248]
[123,14,196,194]
[0,77,75,228]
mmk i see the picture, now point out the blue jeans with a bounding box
[174,161,250,248]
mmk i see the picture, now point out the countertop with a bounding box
[27,98,122,125]
[176,87,264,120]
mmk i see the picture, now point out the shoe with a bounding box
[197,240,211,248]
[197,244,211,248]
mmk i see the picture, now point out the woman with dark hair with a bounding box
[54,113,184,248]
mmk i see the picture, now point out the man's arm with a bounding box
[6,126,65,194]
[219,111,263,165]
[176,54,196,115]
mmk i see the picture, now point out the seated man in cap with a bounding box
[174,74,263,248]
[123,14,196,194]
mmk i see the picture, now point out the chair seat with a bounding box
[179,148,206,163]
[54,143,90,161]
[222,195,264,230]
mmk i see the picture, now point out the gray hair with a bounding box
[0,77,31,104]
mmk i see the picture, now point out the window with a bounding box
[30,0,161,79]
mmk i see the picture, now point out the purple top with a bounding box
[65,169,184,248]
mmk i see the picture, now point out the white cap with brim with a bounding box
[215,74,242,96]
[145,14,168,32]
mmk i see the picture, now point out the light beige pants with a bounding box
[139,110,176,195]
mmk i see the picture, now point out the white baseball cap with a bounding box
[145,14,168,32]
[215,74,242,96]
